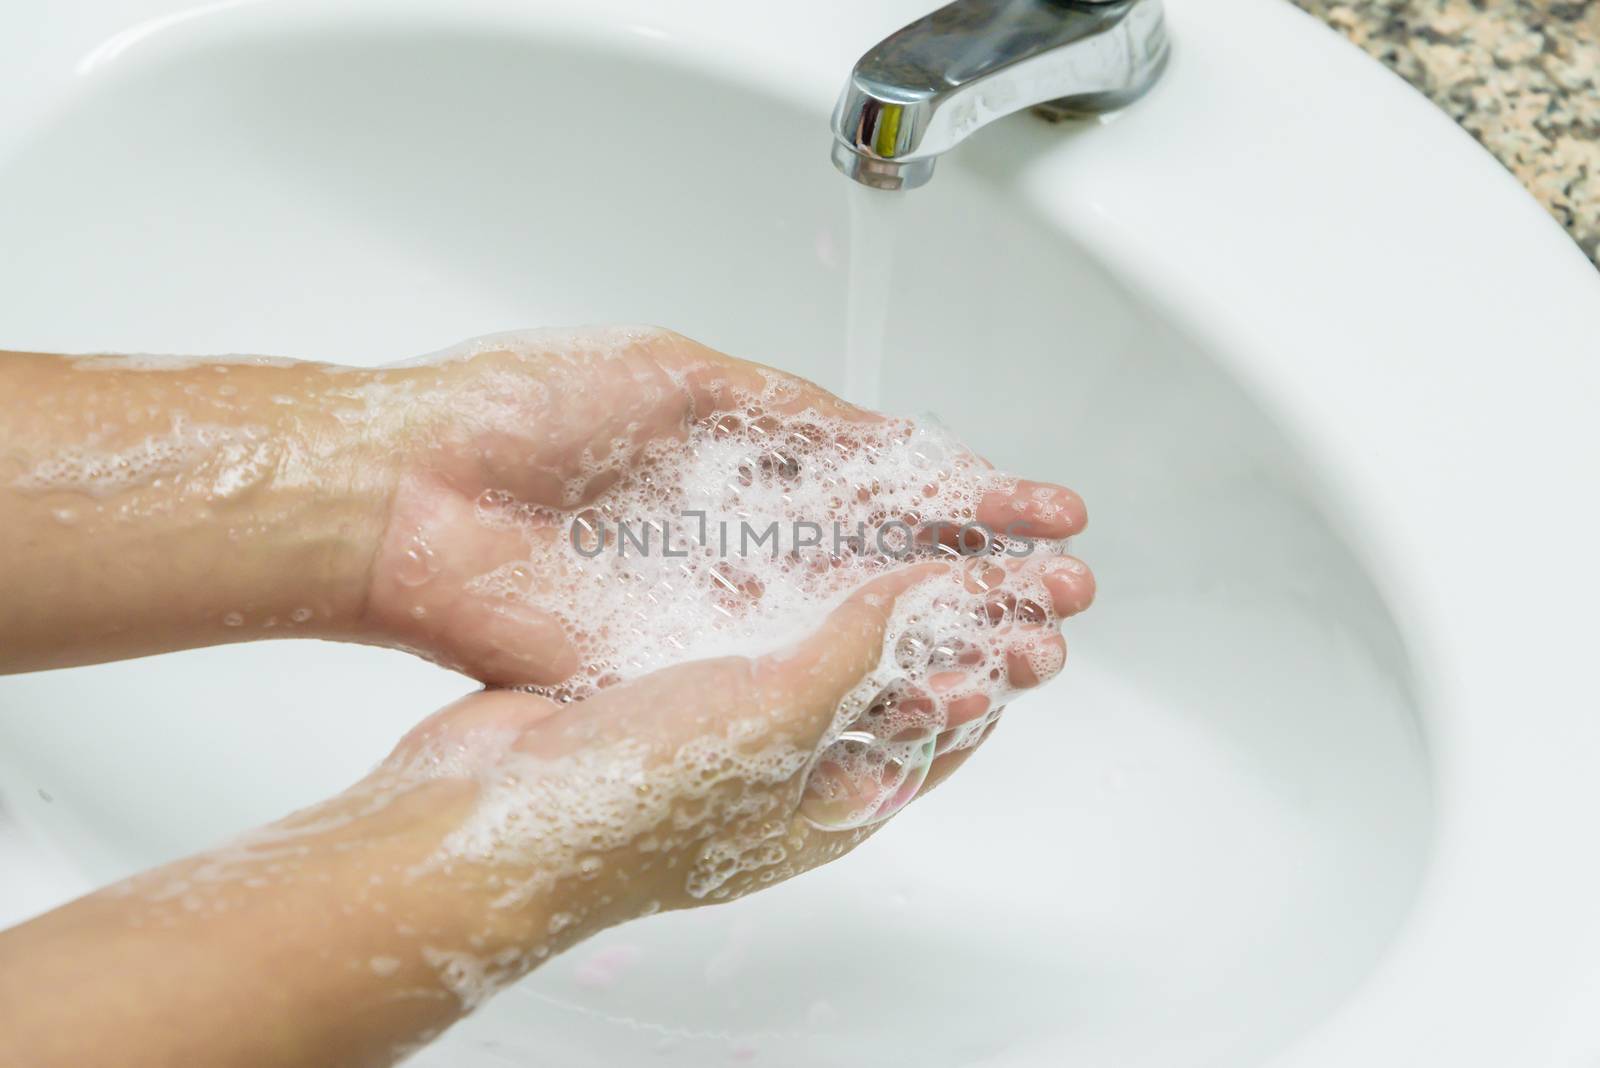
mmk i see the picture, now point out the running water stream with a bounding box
[842,184,903,409]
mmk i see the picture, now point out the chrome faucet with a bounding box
[831,0,1169,190]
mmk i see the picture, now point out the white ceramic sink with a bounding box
[2,1,1598,1065]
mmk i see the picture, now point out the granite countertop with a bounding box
[1293,0,1600,267]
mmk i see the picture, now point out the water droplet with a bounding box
[395,530,441,587]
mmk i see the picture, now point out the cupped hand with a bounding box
[314,553,1093,999]
[357,327,1088,687]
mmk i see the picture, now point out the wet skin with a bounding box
[0,330,1093,1068]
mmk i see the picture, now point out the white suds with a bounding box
[374,335,1078,929]
[11,415,269,498]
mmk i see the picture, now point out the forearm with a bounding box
[0,775,549,1068]
[0,351,397,672]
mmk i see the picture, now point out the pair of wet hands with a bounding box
[341,330,1093,914]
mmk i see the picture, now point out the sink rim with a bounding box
[2,0,1598,1062]
[1017,4,1600,1064]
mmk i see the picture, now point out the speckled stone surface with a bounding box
[1292,0,1600,267]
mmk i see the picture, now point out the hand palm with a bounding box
[361,329,1086,690]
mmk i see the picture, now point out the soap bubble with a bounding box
[441,354,1070,832]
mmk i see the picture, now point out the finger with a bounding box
[755,562,947,742]
[459,602,583,689]
[976,479,1087,540]
[1040,556,1096,618]
[942,691,991,730]
[1006,632,1068,689]
[919,745,977,797]
[562,563,947,765]
[799,737,933,830]
[915,713,998,796]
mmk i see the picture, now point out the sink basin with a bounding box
[2,1,1597,1065]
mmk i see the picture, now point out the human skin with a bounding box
[0,328,1088,679]
[0,329,1095,1066]
[0,559,1093,1068]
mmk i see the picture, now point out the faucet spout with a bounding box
[831,0,1169,190]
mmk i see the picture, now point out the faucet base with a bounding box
[1032,36,1172,122]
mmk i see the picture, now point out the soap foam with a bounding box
[464,362,1063,707]
[111,332,1079,1002]
[11,414,269,498]
[52,331,1081,1025]
[418,343,1073,900]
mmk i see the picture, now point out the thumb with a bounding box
[751,561,948,747]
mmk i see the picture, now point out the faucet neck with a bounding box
[831,0,1168,190]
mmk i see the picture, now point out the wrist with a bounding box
[256,362,405,639]
[306,776,564,991]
